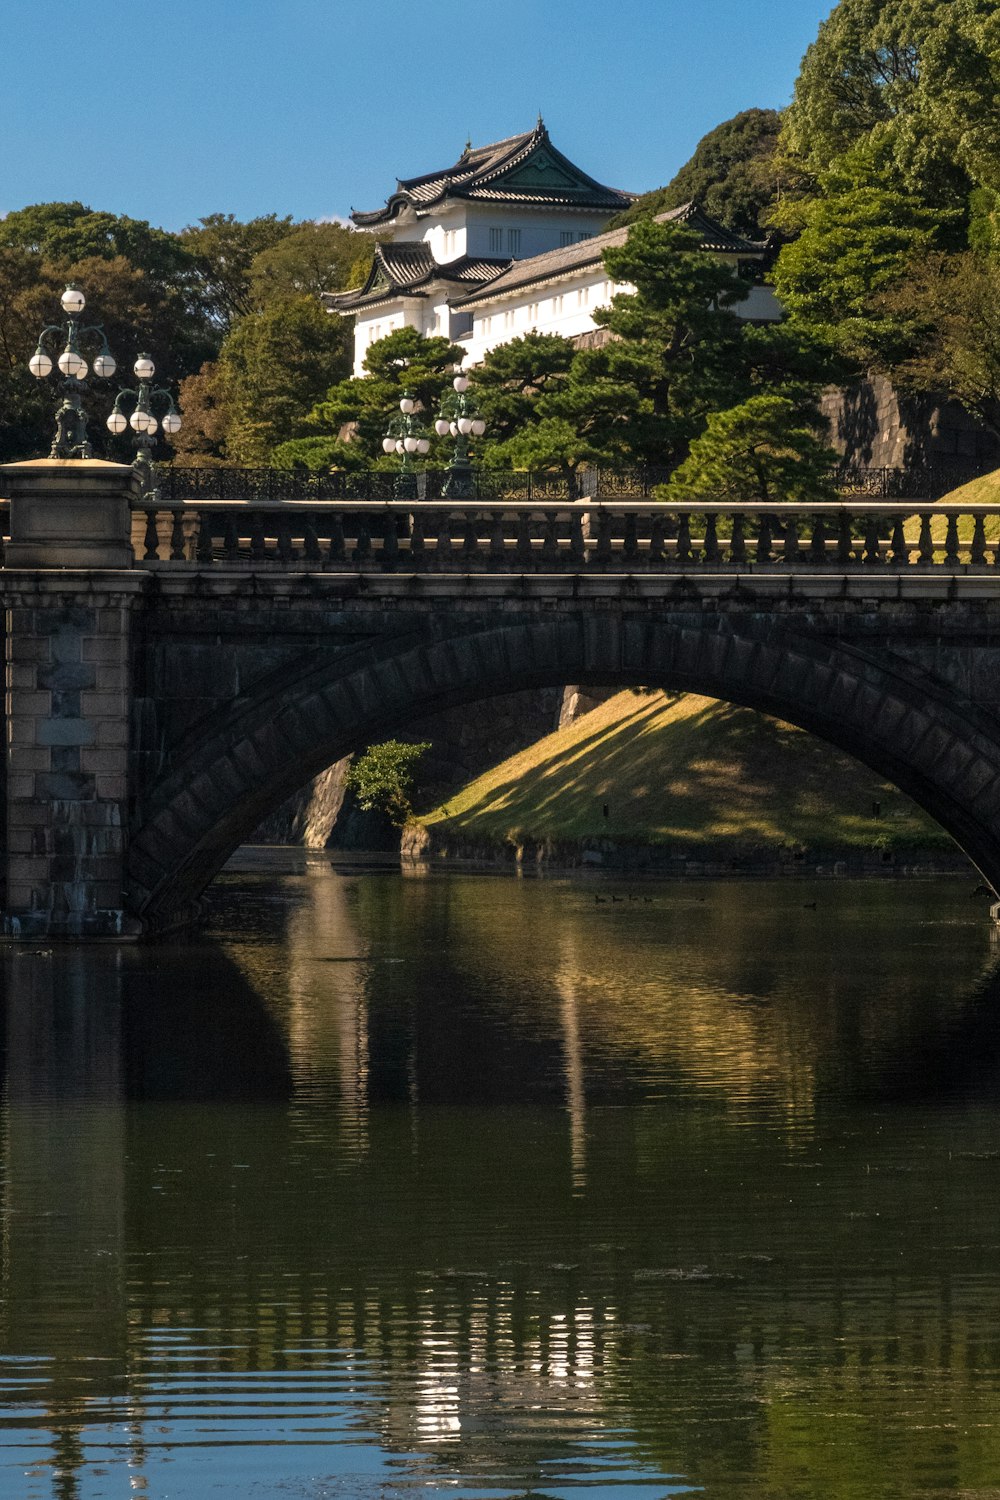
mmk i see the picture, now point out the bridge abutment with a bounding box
[2,462,145,940]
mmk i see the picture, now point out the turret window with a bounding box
[489,227,503,253]
[507,229,521,255]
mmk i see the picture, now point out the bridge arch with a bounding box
[127,613,1000,931]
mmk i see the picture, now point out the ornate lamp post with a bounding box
[382,389,430,499]
[106,354,182,498]
[435,372,486,498]
[28,284,118,458]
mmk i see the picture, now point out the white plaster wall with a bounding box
[460,269,623,365]
[458,265,783,367]
[416,211,468,264]
[462,203,613,261]
[351,305,418,376]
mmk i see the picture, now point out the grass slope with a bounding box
[420,690,950,854]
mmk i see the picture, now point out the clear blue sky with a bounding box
[2,0,833,231]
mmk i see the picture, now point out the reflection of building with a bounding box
[325,121,779,376]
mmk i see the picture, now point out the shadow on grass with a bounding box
[425,692,950,852]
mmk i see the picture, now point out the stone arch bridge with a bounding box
[4,458,1000,939]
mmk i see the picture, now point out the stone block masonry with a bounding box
[3,573,149,938]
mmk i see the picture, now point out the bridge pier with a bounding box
[1,461,145,940]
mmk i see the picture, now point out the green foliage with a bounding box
[217,296,351,466]
[470,333,575,444]
[612,109,785,238]
[248,222,374,306]
[270,436,365,472]
[780,0,964,206]
[174,218,373,465]
[770,156,958,362]
[345,741,431,826]
[305,326,463,463]
[882,251,1000,439]
[178,213,296,327]
[462,219,839,477]
[0,229,218,464]
[666,394,839,504]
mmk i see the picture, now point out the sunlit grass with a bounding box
[421,690,950,852]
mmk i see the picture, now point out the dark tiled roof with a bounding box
[324,242,511,313]
[352,121,634,227]
[451,204,768,307]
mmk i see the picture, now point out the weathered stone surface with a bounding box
[10,509,1000,936]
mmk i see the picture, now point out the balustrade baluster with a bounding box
[649,511,666,566]
[836,512,853,566]
[195,511,214,563]
[326,512,345,563]
[381,513,398,569]
[595,511,612,566]
[863,516,881,565]
[541,512,560,566]
[489,512,506,564]
[756,514,773,565]
[462,512,481,562]
[569,511,585,565]
[277,515,296,562]
[972,514,987,567]
[224,514,240,561]
[169,508,186,561]
[729,513,746,565]
[888,515,908,567]
[515,513,533,567]
[303,517,322,563]
[918,513,934,566]
[944,513,961,568]
[701,513,719,565]
[676,513,693,566]
[782,515,799,566]
[352,517,371,563]
[623,512,639,564]
[809,514,827,566]
[142,509,160,561]
[436,512,454,564]
[409,511,426,566]
[250,512,266,561]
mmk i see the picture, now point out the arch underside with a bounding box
[127,615,1000,930]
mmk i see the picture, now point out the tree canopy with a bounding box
[613,109,785,239]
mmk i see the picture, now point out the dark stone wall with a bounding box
[124,578,1000,930]
[252,686,564,850]
[822,375,1000,472]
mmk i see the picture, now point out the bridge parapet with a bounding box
[131,497,1000,576]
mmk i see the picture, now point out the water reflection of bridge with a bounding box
[5,872,1000,1496]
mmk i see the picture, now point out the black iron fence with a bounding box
[151,460,991,506]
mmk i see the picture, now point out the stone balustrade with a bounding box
[129,499,1000,573]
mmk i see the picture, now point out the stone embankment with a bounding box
[400,822,969,878]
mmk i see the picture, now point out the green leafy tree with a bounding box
[471,333,576,444]
[345,741,431,826]
[590,216,758,466]
[179,213,296,328]
[612,109,786,238]
[770,150,959,363]
[666,394,839,504]
[305,327,462,464]
[215,296,351,466]
[780,0,962,204]
[882,250,1000,439]
[249,222,374,305]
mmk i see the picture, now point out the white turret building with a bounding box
[325,122,779,375]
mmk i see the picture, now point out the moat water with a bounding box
[4,861,1000,1499]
